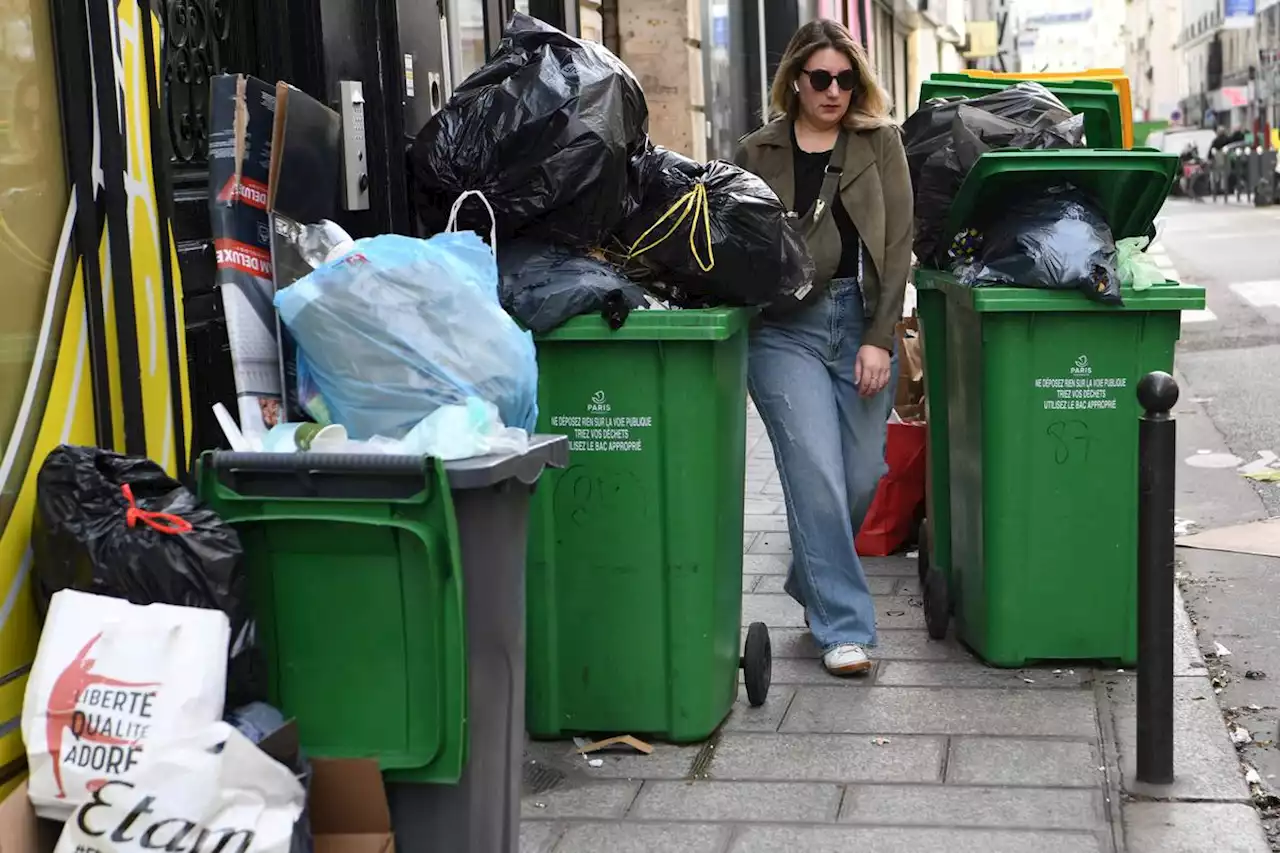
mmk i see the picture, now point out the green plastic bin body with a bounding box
[199,454,467,779]
[916,149,1179,604]
[919,274,1205,666]
[526,309,752,742]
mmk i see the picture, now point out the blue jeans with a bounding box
[747,279,896,651]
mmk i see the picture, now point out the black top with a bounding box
[791,127,861,281]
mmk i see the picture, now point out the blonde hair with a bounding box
[769,19,895,131]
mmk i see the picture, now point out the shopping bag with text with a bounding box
[23,591,230,821]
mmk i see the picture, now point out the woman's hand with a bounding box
[854,345,892,398]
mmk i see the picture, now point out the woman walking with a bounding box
[735,19,911,676]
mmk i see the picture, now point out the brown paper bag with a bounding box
[894,317,925,423]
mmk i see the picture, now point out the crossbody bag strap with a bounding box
[806,129,850,232]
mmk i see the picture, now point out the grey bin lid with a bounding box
[204,435,568,500]
[443,434,568,490]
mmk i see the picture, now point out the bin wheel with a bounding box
[917,518,931,585]
[924,568,949,640]
[742,622,772,707]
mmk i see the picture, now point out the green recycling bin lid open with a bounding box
[945,149,1179,241]
[918,75,1123,150]
[914,268,1206,314]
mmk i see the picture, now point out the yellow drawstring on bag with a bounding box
[626,182,716,274]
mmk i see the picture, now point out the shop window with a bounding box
[0,0,70,524]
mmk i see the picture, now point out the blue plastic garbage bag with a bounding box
[274,231,538,440]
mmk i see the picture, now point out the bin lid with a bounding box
[918,75,1124,150]
[203,436,568,495]
[535,307,756,342]
[945,149,1179,241]
[442,435,568,490]
[914,268,1207,313]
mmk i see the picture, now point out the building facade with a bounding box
[1124,0,1183,121]
[1013,0,1125,73]
[1177,0,1280,130]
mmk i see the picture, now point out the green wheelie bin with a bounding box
[916,149,1205,666]
[199,439,566,853]
[525,308,772,742]
[913,73,1127,634]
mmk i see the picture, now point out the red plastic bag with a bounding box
[856,422,927,557]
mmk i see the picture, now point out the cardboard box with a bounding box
[309,759,395,853]
[0,783,56,853]
[208,73,286,439]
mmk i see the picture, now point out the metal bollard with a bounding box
[1136,371,1178,785]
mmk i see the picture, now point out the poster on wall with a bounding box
[1224,0,1256,29]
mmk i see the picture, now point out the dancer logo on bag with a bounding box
[47,634,161,801]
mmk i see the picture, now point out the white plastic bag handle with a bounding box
[447,190,498,254]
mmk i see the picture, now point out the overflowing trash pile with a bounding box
[905,81,1159,306]
[207,13,813,463]
[411,13,813,329]
[4,17,822,847]
[15,444,382,853]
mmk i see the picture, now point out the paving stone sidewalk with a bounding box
[520,406,1269,853]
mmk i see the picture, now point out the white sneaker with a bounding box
[823,644,873,676]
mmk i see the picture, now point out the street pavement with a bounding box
[1155,197,1280,849]
[520,403,1267,852]
[516,198,1279,851]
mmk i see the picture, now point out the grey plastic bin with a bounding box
[387,435,567,852]
[199,436,567,853]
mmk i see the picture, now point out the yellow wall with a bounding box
[0,0,191,789]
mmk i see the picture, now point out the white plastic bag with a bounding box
[23,590,231,821]
[55,722,304,853]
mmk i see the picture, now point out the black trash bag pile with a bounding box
[410,15,813,329]
[618,146,814,307]
[498,239,648,333]
[411,13,648,248]
[954,185,1122,305]
[904,82,1086,266]
[32,445,264,707]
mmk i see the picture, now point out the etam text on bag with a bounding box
[53,724,305,853]
[67,780,255,853]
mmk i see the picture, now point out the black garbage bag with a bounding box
[955,185,1122,305]
[905,83,1086,266]
[32,445,263,706]
[411,13,648,248]
[619,147,815,306]
[498,239,648,332]
[904,82,1078,183]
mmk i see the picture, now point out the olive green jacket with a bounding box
[733,119,913,353]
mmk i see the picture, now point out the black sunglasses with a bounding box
[801,69,858,92]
